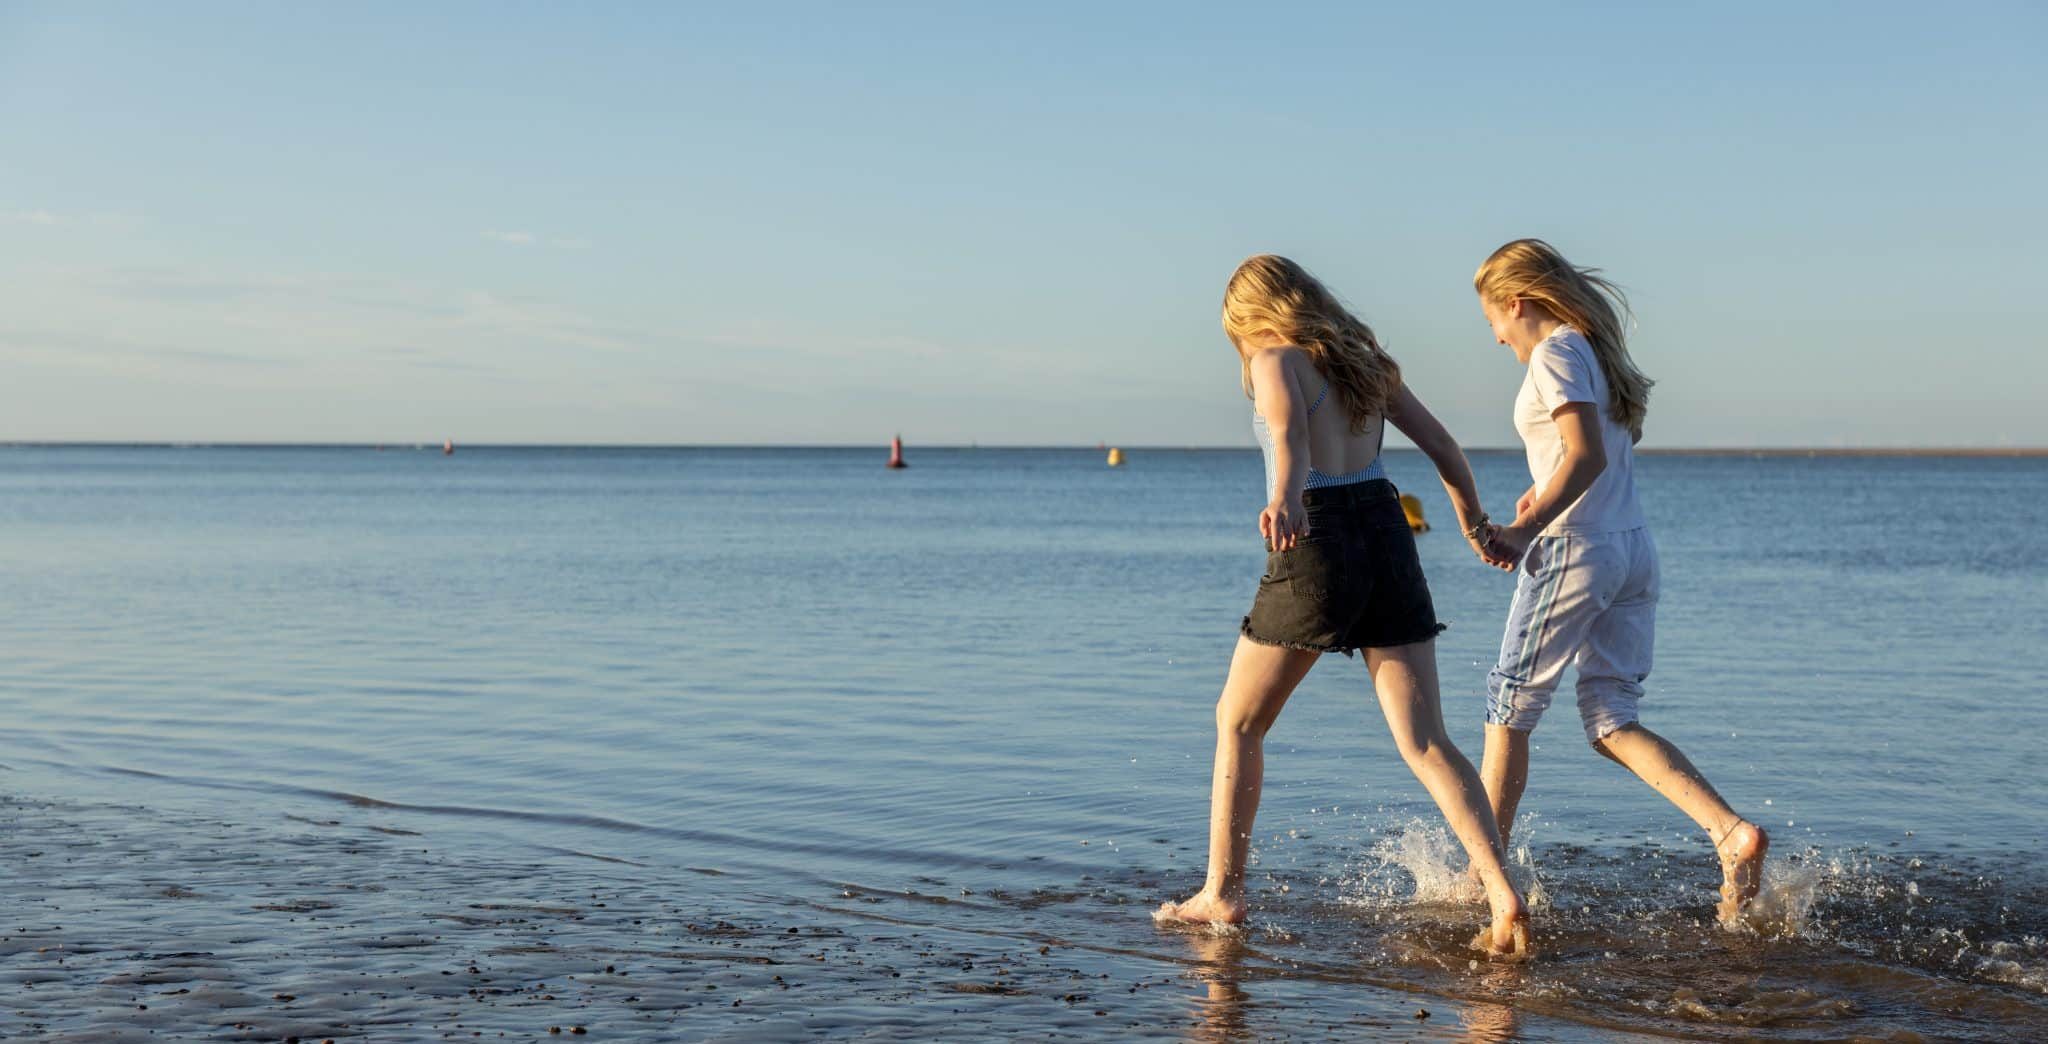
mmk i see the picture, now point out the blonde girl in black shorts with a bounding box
[1156,255,1529,958]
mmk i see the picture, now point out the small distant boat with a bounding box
[1106,447,1125,467]
[443,439,455,456]
[886,434,908,469]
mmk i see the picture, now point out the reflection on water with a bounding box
[1179,932,1253,1044]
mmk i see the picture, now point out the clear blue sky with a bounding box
[3,2,2042,447]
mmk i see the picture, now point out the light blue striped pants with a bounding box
[1485,527,1659,743]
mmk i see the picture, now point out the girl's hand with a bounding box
[1261,496,1308,551]
[1515,487,1537,521]
[1488,523,1535,568]
[1467,522,1517,571]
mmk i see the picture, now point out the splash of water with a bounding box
[1341,816,1548,912]
[1726,852,1826,936]
[1719,848,2048,996]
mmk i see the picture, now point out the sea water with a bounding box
[2,446,2043,1040]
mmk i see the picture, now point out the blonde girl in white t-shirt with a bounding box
[1471,239,1768,922]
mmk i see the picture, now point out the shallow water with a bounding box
[2,445,2044,1040]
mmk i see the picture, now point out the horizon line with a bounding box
[5,441,2047,457]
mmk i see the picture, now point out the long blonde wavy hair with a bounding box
[1473,238,1654,431]
[1221,255,1400,434]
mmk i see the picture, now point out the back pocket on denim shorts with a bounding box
[1280,540,1342,604]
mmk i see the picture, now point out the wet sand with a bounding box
[0,794,1600,1041]
[8,792,2048,1041]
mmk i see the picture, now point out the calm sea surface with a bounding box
[3,446,2044,1041]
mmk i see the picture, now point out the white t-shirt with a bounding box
[1513,326,1647,536]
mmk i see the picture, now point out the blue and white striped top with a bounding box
[1252,380,1386,498]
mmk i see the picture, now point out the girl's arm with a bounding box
[1496,403,1607,552]
[1249,349,1310,550]
[1385,382,1504,565]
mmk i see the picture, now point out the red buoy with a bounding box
[887,434,908,469]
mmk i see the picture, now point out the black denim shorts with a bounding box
[1240,479,1446,656]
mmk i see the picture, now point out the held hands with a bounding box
[1465,519,1516,571]
[1261,496,1309,551]
[1464,487,1541,571]
[1486,521,1535,569]
[1464,514,1532,571]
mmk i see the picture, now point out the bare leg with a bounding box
[1366,641,1529,958]
[1479,724,1531,854]
[1155,636,1318,925]
[1591,724,1768,920]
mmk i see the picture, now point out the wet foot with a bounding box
[1468,883,1532,961]
[1468,910,1531,960]
[1714,820,1769,923]
[1154,890,1246,926]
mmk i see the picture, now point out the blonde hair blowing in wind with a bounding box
[1221,255,1401,434]
[1473,238,1654,431]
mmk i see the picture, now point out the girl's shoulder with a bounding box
[1531,328,1595,367]
[1246,344,1314,382]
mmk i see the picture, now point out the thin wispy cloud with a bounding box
[1,325,300,377]
[3,210,139,228]
[482,230,590,250]
[23,264,658,375]
[81,267,453,319]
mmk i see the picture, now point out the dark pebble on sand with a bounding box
[1415,1008,1430,1019]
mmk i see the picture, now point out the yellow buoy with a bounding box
[1106,447,1124,467]
[1400,493,1428,532]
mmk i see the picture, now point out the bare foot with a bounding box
[1154,890,1246,926]
[1467,882,1532,961]
[1713,820,1769,923]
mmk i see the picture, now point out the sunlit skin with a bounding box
[1470,294,1770,921]
[1156,328,1529,959]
